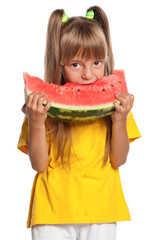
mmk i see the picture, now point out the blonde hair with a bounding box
[44,6,114,168]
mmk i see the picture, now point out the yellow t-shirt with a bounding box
[17,111,141,228]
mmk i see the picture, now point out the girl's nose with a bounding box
[82,66,93,80]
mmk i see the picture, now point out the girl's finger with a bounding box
[115,93,134,114]
[27,92,37,107]
[121,93,134,110]
[113,100,123,112]
[43,100,51,112]
[116,93,130,107]
[21,104,26,114]
[31,92,46,109]
[31,93,41,110]
[37,95,48,110]
[130,94,134,108]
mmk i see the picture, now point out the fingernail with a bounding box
[116,92,121,97]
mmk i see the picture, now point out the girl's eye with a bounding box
[94,61,102,66]
[71,63,80,68]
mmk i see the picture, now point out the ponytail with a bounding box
[87,6,113,165]
[44,9,64,84]
[87,6,114,75]
[44,9,73,169]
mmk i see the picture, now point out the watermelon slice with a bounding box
[23,70,127,122]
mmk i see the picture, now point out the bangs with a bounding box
[60,18,108,64]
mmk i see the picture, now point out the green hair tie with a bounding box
[62,14,69,23]
[85,10,94,20]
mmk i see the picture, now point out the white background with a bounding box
[0,0,156,239]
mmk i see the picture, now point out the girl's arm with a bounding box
[28,121,48,173]
[22,92,51,173]
[110,92,134,169]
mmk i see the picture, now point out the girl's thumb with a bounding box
[21,104,26,114]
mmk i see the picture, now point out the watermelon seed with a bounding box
[77,89,80,92]
[102,88,106,91]
[111,84,114,87]
[119,81,122,84]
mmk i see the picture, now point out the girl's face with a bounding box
[62,55,105,85]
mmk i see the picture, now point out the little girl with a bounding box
[18,6,141,240]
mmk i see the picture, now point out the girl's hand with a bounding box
[111,92,134,124]
[21,92,51,126]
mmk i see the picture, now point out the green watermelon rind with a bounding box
[46,104,115,122]
[25,89,118,122]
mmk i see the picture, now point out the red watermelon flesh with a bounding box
[23,70,127,122]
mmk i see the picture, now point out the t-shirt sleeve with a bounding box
[127,111,141,143]
[17,116,29,154]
